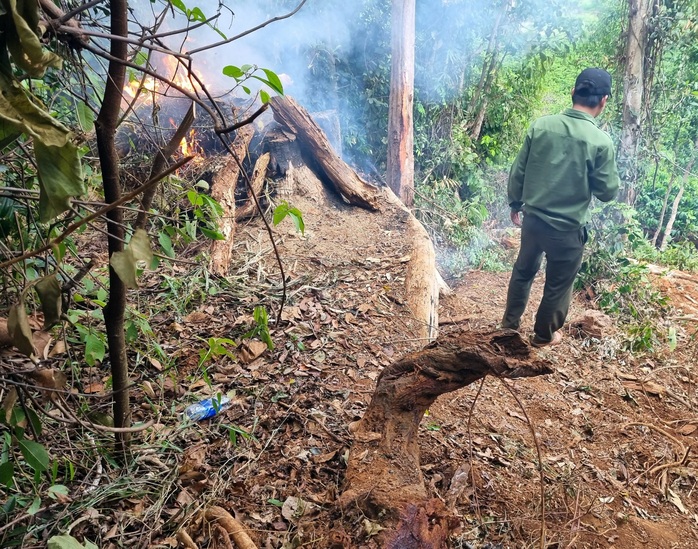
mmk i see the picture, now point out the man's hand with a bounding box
[510,210,522,227]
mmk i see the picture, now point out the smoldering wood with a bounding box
[340,328,553,547]
[269,96,381,211]
[235,152,270,221]
[209,126,254,276]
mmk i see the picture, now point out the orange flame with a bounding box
[179,129,204,161]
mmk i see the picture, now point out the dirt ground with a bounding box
[7,180,698,548]
[135,181,697,549]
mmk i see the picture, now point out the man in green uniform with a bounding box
[501,68,620,347]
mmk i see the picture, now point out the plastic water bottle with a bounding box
[184,396,231,421]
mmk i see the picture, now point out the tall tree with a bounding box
[386,0,415,206]
[617,0,656,204]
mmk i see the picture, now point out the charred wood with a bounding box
[270,96,380,211]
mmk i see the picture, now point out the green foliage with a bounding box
[155,182,228,259]
[198,337,236,369]
[47,535,98,549]
[273,201,305,235]
[0,1,84,222]
[222,64,285,99]
[415,179,508,276]
[247,306,274,350]
[579,203,671,351]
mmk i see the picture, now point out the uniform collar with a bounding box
[563,108,599,126]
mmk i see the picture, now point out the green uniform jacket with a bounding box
[508,108,620,231]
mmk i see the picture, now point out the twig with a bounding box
[0,156,193,270]
[51,396,156,434]
[188,1,308,55]
[623,421,691,478]
[176,529,199,549]
[204,506,257,549]
[217,103,269,135]
[498,377,546,549]
[466,378,486,521]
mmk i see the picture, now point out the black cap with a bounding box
[574,68,612,97]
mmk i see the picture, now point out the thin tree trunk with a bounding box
[470,51,505,141]
[651,170,676,247]
[94,0,130,455]
[135,104,195,229]
[659,184,684,251]
[659,138,697,251]
[651,126,682,247]
[466,7,504,133]
[386,0,415,206]
[617,0,653,204]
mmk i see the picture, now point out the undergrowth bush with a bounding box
[579,202,675,352]
[414,178,508,277]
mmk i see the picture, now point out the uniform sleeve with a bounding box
[507,127,532,211]
[590,140,620,202]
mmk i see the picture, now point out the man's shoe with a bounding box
[530,331,562,348]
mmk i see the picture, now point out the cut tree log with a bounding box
[340,328,553,547]
[269,96,381,211]
[209,126,254,276]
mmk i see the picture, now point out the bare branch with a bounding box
[217,102,269,135]
[55,25,191,59]
[79,41,221,123]
[188,0,308,55]
[0,156,194,270]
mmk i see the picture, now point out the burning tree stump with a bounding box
[340,328,553,547]
[269,96,381,211]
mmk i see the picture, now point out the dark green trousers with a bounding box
[501,214,587,342]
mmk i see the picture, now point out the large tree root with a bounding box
[340,328,553,547]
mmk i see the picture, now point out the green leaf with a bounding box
[27,495,41,515]
[189,7,205,22]
[47,484,69,500]
[18,439,49,472]
[4,0,63,77]
[158,231,175,258]
[110,229,153,288]
[261,68,284,95]
[48,535,97,549]
[287,207,305,235]
[0,73,84,222]
[35,140,85,222]
[75,100,94,133]
[222,65,244,79]
[0,461,14,487]
[199,226,225,240]
[133,50,148,66]
[260,90,270,104]
[84,333,105,367]
[8,303,34,356]
[169,0,187,13]
[35,274,62,329]
[25,407,42,438]
[272,202,290,226]
[272,202,304,235]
